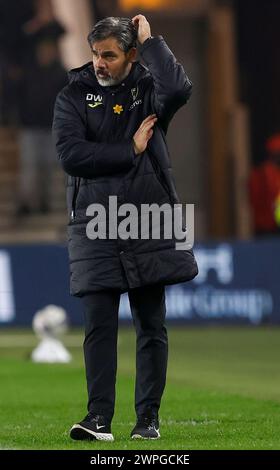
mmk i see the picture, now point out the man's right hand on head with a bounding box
[133,114,158,155]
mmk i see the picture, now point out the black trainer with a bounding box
[130,410,160,439]
[70,413,114,441]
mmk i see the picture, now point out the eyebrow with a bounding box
[92,49,118,56]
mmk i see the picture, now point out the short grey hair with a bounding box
[87,17,137,53]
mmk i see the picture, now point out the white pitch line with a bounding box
[0,336,83,348]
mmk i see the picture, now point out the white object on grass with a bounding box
[31,305,72,363]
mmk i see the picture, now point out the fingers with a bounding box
[141,114,156,124]
[140,117,157,131]
[132,14,147,23]
[139,114,157,130]
[133,113,156,154]
[147,129,154,140]
[140,118,157,136]
[143,119,157,131]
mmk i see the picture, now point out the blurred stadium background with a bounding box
[1,0,280,450]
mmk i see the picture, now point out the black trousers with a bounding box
[81,284,168,422]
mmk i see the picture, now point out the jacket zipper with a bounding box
[70,177,81,222]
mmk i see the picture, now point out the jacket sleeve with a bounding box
[52,87,136,178]
[139,35,193,132]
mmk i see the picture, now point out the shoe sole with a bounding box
[131,431,160,440]
[70,424,114,442]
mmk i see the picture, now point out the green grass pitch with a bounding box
[0,326,280,450]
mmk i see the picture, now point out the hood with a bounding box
[67,60,150,93]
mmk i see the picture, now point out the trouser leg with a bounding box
[81,290,121,422]
[128,284,168,417]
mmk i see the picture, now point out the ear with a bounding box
[127,47,137,63]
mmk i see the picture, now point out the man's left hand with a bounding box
[132,14,152,45]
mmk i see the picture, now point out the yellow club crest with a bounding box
[113,104,123,114]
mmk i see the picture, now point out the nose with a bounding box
[95,56,106,69]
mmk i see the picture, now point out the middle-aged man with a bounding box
[52,15,198,442]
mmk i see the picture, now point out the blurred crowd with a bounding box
[0,0,279,238]
[249,133,280,237]
[0,0,68,216]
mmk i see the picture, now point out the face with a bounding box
[91,37,136,86]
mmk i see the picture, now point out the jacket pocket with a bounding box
[147,149,172,202]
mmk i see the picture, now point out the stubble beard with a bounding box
[95,63,131,87]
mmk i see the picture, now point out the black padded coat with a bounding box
[52,35,198,296]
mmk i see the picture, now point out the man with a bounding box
[249,133,280,235]
[53,15,198,442]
